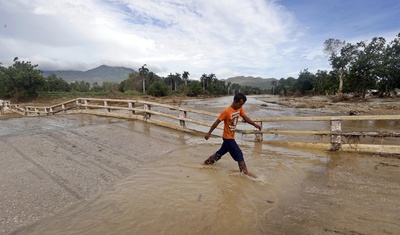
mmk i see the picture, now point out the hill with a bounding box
[42,65,136,84]
[226,76,277,90]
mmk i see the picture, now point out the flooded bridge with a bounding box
[1,96,399,234]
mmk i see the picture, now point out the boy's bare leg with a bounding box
[238,161,248,175]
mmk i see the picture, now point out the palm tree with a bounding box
[207,74,215,88]
[200,74,207,90]
[172,73,181,91]
[271,80,277,95]
[139,64,149,94]
[182,71,190,86]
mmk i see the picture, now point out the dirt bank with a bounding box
[259,95,400,115]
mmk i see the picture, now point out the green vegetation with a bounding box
[275,33,400,99]
[0,57,44,101]
[1,33,399,102]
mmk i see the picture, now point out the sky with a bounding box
[1,0,399,80]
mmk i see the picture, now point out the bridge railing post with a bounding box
[128,102,135,115]
[24,106,27,116]
[104,100,110,113]
[179,109,187,127]
[144,103,151,120]
[76,99,80,111]
[255,121,263,142]
[330,118,342,150]
[85,100,90,111]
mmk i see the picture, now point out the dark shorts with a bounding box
[216,138,244,162]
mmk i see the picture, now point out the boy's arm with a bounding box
[205,119,222,140]
[243,116,261,131]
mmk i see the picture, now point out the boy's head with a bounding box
[233,93,247,103]
[232,93,247,109]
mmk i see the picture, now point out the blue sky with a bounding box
[0,0,399,80]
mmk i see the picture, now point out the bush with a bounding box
[147,81,170,97]
[187,81,203,97]
[123,90,142,96]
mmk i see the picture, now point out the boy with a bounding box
[204,93,261,175]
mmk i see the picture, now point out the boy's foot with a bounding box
[238,161,248,175]
[204,153,221,165]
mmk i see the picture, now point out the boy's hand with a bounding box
[254,124,261,131]
[205,133,210,140]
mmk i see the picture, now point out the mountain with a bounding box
[226,76,277,90]
[42,65,136,84]
[42,66,276,89]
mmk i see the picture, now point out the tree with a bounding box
[102,82,119,97]
[138,64,149,94]
[226,82,232,94]
[70,80,90,92]
[296,69,315,95]
[230,83,241,94]
[146,71,161,86]
[173,73,182,91]
[0,57,44,101]
[207,73,215,91]
[271,80,277,95]
[324,38,347,100]
[91,82,104,92]
[187,81,202,96]
[147,80,170,97]
[349,37,386,98]
[182,71,190,86]
[314,70,335,95]
[120,72,141,92]
[200,74,207,90]
[165,73,182,92]
[42,74,70,92]
[377,33,400,96]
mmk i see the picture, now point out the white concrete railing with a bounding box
[6,98,400,154]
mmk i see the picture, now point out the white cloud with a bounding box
[1,0,398,79]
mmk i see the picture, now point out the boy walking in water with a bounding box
[204,93,261,175]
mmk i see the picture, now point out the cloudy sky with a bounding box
[1,0,399,80]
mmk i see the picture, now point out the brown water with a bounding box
[10,95,400,234]
[17,141,330,235]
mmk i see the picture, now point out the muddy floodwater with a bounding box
[1,96,400,235]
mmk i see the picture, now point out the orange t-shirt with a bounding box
[218,106,246,139]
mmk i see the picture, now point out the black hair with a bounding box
[233,93,247,103]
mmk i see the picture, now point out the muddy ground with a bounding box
[260,95,400,116]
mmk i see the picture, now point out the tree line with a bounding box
[274,33,400,99]
[0,59,267,101]
[1,33,399,101]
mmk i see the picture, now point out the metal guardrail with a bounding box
[6,98,400,154]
